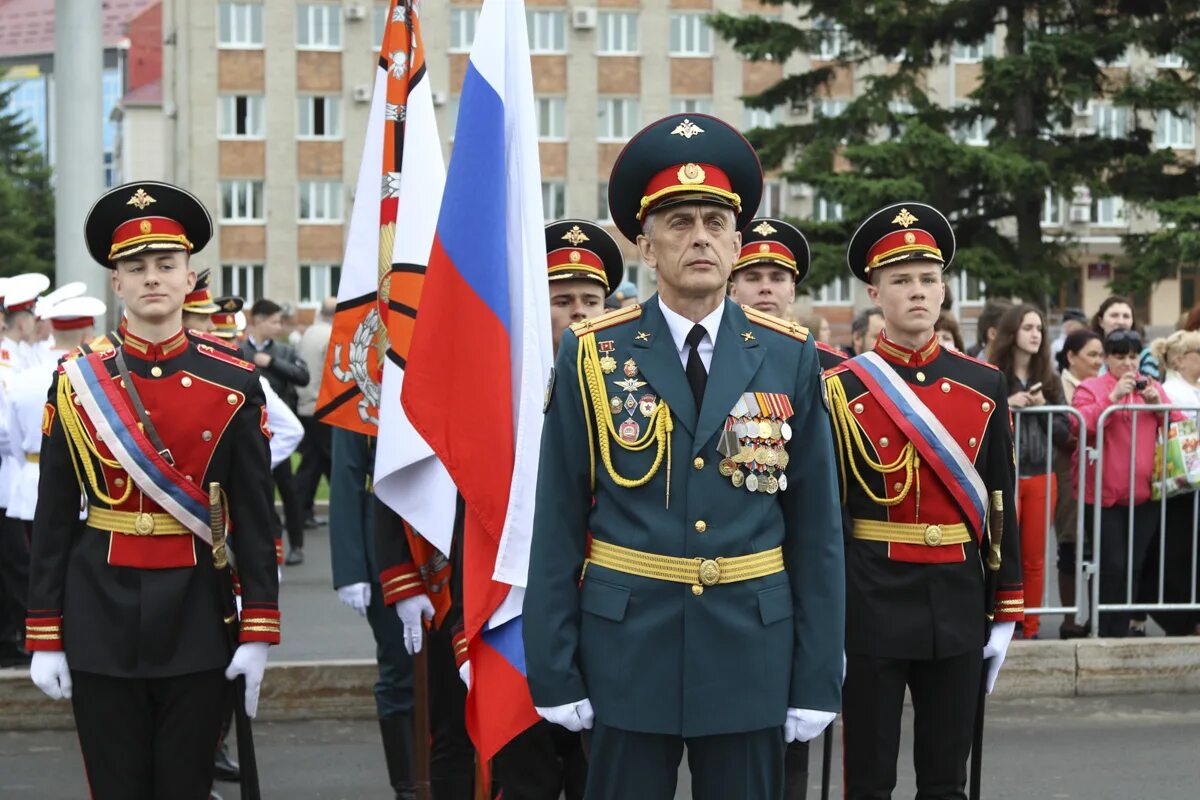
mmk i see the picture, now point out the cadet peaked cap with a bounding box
[733,218,811,282]
[183,269,221,315]
[4,273,51,313]
[34,282,87,319]
[212,295,244,338]
[846,202,955,283]
[607,113,763,243]
[545,219,626,296]
[85,181,213,268]
[42,295,107,331]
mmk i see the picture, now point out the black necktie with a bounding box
[685,323,708,410]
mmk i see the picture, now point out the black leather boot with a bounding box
[379,714,417,800]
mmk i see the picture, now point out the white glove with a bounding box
[982,620,1016,695]
[337,582,371,618]
[458,660,471,689]
[30,651,72,700]
[784,708,837,743]
[395,594,435,654]
[535,698,595,732]
[225,641,270,718]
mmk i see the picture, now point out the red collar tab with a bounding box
[865,228,942,273]
[638,162,741,221]
[109,216,194,261]
[874,332,941,368]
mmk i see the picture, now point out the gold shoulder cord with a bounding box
[825,373,920,511]
[56,373,134,506]
[576,331,675,508]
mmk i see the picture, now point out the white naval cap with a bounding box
[41,295,107,331]
[4,273,51,313]
[34,281,88,319]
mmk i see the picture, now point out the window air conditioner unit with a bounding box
[352,85,372,103]
[345,5,367,21]
[573,8,597,30]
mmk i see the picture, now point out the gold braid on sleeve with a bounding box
[576,331,674,508]
[826,373,919,508]
[56,372,134,507]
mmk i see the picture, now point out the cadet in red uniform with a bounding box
[25,181,279,799]
[825,202,1022,800]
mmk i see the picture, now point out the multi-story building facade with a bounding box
[152,1,1199,338]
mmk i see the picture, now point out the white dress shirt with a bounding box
[658,299,724,372]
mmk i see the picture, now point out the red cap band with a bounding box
[110,216,194,260]
[638,162,741,221]
[865,228,942,272]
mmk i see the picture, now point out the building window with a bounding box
[1156,109,1195,149]
[299,263,341,305]
[670,13,712,57]
[218,3,264,48]
[1091,103,1131,139]
[222,263,265,304]
[219,95,264,139]
[537,97,566,141]
[812,19,847,60]
[1041,188,1063,226]
[598,12,638,55]
[597,181,612,223]
[954,114,995,146]
[1090,196,1126,226]
[670,97,713,115]
[298,95,343,138]
[527,10,566,54]
[815,99,848,119]
[542,181,566,222]
[372,4,389,50]
[298,181,344,223]
[813,276,853,305]
[450,8,480,53]
[220,180,264,223]
[757,181,786,217]
[597,97,639,141]
[1157,53,1186,69]
[952,35,993,63]
[953,272,987,306]
[297,4,343,50]
[814,195,844,222]
[743,106,779,130]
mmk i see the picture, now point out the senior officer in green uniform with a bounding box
[524,114,845,800]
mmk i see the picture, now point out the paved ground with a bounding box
[1,693,1197,798]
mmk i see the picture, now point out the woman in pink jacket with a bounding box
[1072,329,1175,637]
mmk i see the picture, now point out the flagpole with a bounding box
[413,631,432,800]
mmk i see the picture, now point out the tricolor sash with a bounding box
[63,353,212,544]
[844,352,988,537]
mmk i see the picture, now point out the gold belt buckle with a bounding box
[923,524,942,546]
[133,512,156,536]
[698,558,721,586]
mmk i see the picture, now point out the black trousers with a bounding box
[842,650,981,800]
[71,668,227,800]
[295,415,331,515]
[784,740,809,800]
[493,719,587,800]
[273,460,305,550]
[1143,494,1200,635]
[1085,503,1159,636]
[0,513,29,646]
[428,619,475,800]
[583,721,783,800]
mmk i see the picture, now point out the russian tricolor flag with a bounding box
[401,0,550,760]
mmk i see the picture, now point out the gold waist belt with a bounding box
[852,519,971,547]
[586,539,784,587]
[87,506,190,536]
[25,453,39,463]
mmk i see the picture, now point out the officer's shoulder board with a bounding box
[824,362,850,379]
[569,304,642,337]
[741,305,810,342]
[57,339,117,372]
[187,328,241,354]
[943,347,1000,372]
[195,342,256,372]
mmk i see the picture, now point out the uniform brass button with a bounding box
[879,437,889,448]
[894,482,904,492]
[916,371,926,382]
[982,402,991,412]
[854,403,864,414]
[227,393,238,405]
[694,520,707,533]
[692,585,704,596]
[969,437,978,448]
[150,366,162,377]
[693,457,704,470]
[113,477,125,488]
[201,430,213,442]
[185,475,193,482]
[181,376,192,387]
[72,395,81,405]
[924,524,943,546]
[942,382,951,393]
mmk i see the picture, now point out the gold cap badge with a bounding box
[561,225,590,246]
[671,119,705,139]
[139,220,153,234]
[892,208,918,228]
[758,243,771,253]
[752,221,778,236]
[677,163,706,185]
[569,250,581,263]
[127,188,156,210]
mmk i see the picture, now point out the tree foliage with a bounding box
[0,80,54,278]
[709,1,1200,301]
